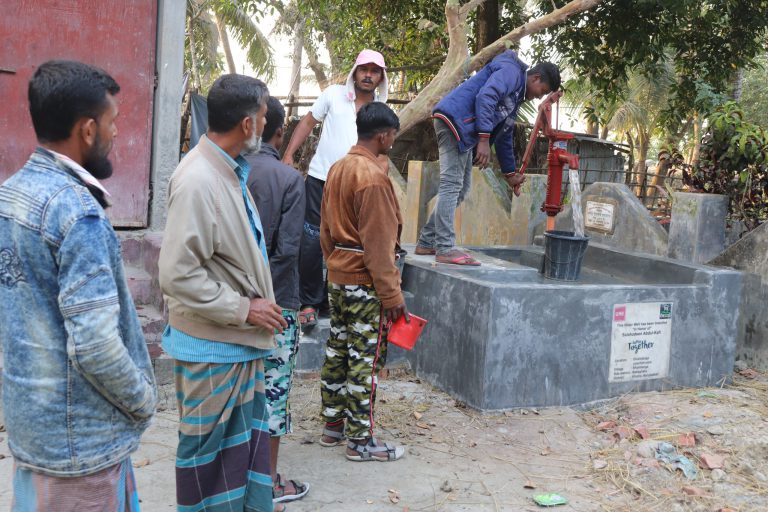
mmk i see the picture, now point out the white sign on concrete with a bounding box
[609,302,673,383]
[585,200,616,234]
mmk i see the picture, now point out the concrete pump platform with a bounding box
[402,243,743,411]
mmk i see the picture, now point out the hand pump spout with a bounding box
[516,90,579,230]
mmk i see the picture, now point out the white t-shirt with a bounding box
[307,84,359,182]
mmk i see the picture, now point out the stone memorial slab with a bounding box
[548,182,668,256]
[585,197,618,235]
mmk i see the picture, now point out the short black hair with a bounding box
[207,74,269,133]
[356,102,400,140]
[262,96,285,142]
[28,60,120,143]
[528,62,561,92]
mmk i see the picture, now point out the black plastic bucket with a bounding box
[395,248,407,276]
[541,230,590,281]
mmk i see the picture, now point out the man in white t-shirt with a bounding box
[282,49,388,329]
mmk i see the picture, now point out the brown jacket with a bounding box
[158,135,276,350]
[320,145,404,308]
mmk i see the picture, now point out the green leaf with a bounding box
[740,170,750,183]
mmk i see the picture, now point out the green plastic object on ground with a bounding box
[533,493,568,506]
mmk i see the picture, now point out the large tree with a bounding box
[396,0,603,135]
[532,0,768,131]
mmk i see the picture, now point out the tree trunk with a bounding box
[624,131,635,186]
[323,31,343,76]
[303,40,329,89]
[474,0,499,53]
[688,112,702,166]
[215,14,236,74]
[730,68,744,101]
[397,0,603,137]
[585,104,598,136]
[633,132,650,200]
[665,116,692,149]
[188,16,201,89]
[648,150,672,201]
[287,17,304,117]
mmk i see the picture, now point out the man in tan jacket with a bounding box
[159,74,288,512]
[318,102,408,462]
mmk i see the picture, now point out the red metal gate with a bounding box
[0,0,158,227]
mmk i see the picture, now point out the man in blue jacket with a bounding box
[416,51,560,265]
[0,60,156,510]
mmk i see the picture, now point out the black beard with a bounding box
[83,136,113,179]
[355,82,375,92]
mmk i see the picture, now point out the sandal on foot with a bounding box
[346,438,405,462]
[273,474,310,503]
[319,426,346,447]
[414,246,436,255]
[436,252,481,266]
[298,307,318,330]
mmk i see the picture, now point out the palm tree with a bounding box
[186,0,275,92]
[564,59,676,196]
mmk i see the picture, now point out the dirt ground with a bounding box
[1,366,767,511]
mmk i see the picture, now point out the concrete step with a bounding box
[135,304,166,341]
[141,232,163,285]
[296,316,332,372]
[134,303,174,387]
[125,265,157,306]
[120,232,164,309]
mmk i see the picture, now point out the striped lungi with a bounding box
[11,457,139,511]
[174,359,273,512]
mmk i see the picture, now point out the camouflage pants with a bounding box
[265,309,300,436]
[321,283,388,440]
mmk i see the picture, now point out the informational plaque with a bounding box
[609,302,673,383]
[585,200,617,234]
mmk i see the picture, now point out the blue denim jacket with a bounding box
[0,148,157,476]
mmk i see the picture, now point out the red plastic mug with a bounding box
[387,313,428,350]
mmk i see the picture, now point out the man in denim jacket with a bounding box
[0,61,156,511]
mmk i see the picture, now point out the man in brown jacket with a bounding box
[318,102,408,462]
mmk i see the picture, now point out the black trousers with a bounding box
[299,175,326,308]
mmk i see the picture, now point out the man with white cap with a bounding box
[282,49,388,331]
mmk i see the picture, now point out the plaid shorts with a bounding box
[265,309,300,436]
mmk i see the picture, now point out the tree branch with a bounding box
[459,0,488,17]
[470,0,603,70]
[387,56,445,73]
[396,0,604,136]
[304,40,329,89]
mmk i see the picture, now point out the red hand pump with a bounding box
[517,91,579,231]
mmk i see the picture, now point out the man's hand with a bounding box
[504,172,526,197]
[384,303,410,324]
[281,154,295,167]
[247,298,288,332]
[474,138,491,168]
